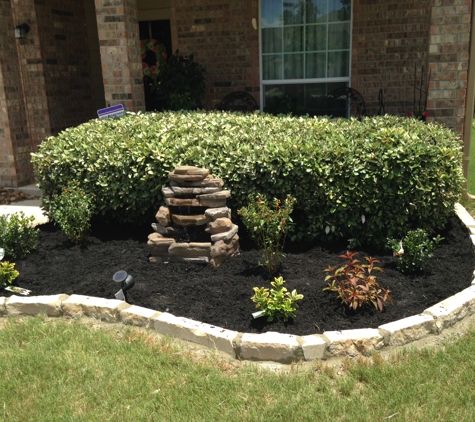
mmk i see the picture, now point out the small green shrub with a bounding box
[157,50,206,110]
[238,194,296,274]
[45,180,95,244]
[32,113,463,245]
[0,261,19,288]
[323,251,393,311]
[251,276,303,322]
[388,229,443,273]
[0,212,38,259]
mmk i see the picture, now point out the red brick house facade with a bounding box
[0,0,473,186]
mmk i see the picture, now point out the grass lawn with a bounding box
[1,316,475,421]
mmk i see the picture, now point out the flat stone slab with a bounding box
[172,214,209,226]
[6,294,69,317]
[154,312,238,356]
[379,314,437,346]
[323,328,384,357]
[168,256,210,264]
[168,170,208,182]
[205,206,230,220]
[120,305,162,329]
[161,187,175,198]
[0,296,6,316]
[168,242,211,258]
[148,232,175,245]
[301,335,327,360]
[165,197,201,207]
[198,198,227,208]
[240,332,301,363]
[423,285,475,332]
[210,224,238,242]
[197,190,231,200]
[174,166,209,176]
[62,295,131,323]
[151,223,186,237]
[171,186,221,196]
[171,176,224,188]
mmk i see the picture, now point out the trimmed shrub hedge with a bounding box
[32,111,463,246]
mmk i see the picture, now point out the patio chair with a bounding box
[321,87,367,120]
[215,91,258,112]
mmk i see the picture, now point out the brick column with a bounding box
[95,0,145,112]
[0,0,35,186]
[11,0,52,147]
[428,0,472,134]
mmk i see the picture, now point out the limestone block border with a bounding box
[1,203,475,363]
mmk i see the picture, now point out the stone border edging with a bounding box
[1,203,475,363]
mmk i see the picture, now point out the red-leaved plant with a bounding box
[323,251,393,312]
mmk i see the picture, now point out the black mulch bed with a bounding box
[3,215,475,336]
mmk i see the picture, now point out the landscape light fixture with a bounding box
[14,23,30,39]
[113,270,135,302]
[0,248,4,261]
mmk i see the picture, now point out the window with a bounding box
[260,0,352,115]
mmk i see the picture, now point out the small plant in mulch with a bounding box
[251,276,304,322]
[323,251,393,312]
[0,261,19,288]
[388,229,443,273]
[45,180,95,244]
[0,211,38,259]
[238,194,296,274]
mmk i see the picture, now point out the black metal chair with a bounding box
[321,87,366,120]
[215,91,258,112]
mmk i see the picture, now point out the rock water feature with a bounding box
[147,166,240,267]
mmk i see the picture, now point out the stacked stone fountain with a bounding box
[148,166,240,267]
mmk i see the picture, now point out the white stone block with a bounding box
[240,331,300,363]
[0,296,6,316]
[120,305,162,328]
[423,285,475,332]
[301,335,327,360]
[379,314,436,346]
[323,329,384,357]
[154,313,238,356]
[204,206,229,220]
[62,294,130,322]
[6,294,69,317]
[455,203,475,228]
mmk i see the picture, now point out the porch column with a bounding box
[95,0,145,112]
[0,0,35,186]
[427,0,472,135]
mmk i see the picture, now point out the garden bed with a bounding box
[3,215,474,336]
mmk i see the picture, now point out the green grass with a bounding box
[1,316,475,421]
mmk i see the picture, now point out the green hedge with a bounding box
[32,111,463,246]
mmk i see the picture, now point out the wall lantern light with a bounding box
[14,23,30,39]
[113,270,135,302]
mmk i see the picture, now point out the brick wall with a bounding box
[352,0,432,117]
[170,0,260,109]
[0,0,35,186]
[428,0,472,134]
[95,0,145,112]
[34,0,97,134]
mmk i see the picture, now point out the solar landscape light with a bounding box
[113,270,135,302]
